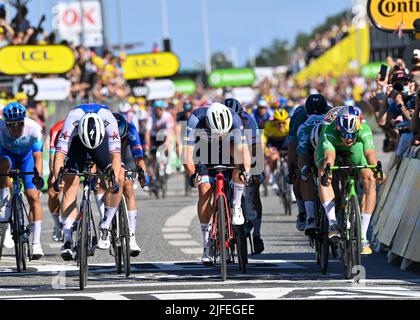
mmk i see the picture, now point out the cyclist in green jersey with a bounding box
[315,106,385,255]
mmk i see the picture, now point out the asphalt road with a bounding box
[0,134,420,300]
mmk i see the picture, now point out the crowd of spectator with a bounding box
[290,20,353,74]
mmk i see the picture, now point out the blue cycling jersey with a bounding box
[0,118,43,156]
[124,121,144,159]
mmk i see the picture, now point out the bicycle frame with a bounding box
[210,172,233,242]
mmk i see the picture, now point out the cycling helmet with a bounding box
[336,106,361,139]
[310,123,323,149]
[3,102,26,122]
[224,98,243,115]
[273,108,289,122]
[183,101,193,112]
[78,113,106,149]
[304,94,328,115]
[119,102,131,113]
[206,103,233,136]
[113,113,129,139]
[153,100,167,108]
[257,98,269,108]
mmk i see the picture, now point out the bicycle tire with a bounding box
[119,197,131,278]
[78,200,90,290]
[320,214,329,275]
[218,196,227,281]
[111,216,122,275]
[12,197,22,273]
[234,225,247,273]
[0,224,6,260]
[344,195,362,279]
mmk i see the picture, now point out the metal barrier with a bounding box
[372,145,420,271]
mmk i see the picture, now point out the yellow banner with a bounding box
[295,25,370,82]
[123,52,180,80]
[0,45,75,75]
[368,0,420,31]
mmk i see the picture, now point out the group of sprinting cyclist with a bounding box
[0,92,384,267]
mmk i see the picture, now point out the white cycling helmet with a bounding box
[310,123,323,149]
[78,113,106,149]
[119,102,131,113]
[206,103,233,136]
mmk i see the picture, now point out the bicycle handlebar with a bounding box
[54,167,119,194]
[321,161,384,187]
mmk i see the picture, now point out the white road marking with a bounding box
[152,293,224,300]
[164,206,196,228]
[163,234,192,240]
[181,248,203,255]
[161,227,189,233]
[168,240,200,247]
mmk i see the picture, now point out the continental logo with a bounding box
[0,45,75,75]
[123,52,180,80]
[368,0,420,31]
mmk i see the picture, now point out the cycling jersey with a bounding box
[49,120,65,155]
[0,118,44,190]
[151,111,175,138]
[263,119,290,150]
[56,104,121,156]
[251,108,274,130]
[0,118,43,156]
[184,107,246,148]
[122,121,144,160]
[297,115,324,157]
[315,122,376,168]
[239,111,259,146]
[288,106,307,144]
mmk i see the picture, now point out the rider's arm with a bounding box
[182,112,200,177]
[33,152,44,179]
[100,108,122,180]
[32,125,44,178]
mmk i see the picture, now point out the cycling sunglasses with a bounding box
[6,121,25,128]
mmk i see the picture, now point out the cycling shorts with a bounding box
[0,151,37,190]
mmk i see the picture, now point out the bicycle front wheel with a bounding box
[0,224,6,260]
[218,196,227,281]
[320,213,330,275]
[78,200,90,290]
[12,197,24,272]
[119,197,131,278]
[234,225,247,274]
[343,195,362,280]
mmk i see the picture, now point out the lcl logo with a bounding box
[21,51,53,61]
[135,58,160,67]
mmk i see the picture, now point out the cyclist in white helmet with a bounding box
[183,102,252,264]
[53,103,124,261]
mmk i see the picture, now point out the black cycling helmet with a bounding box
[183,101,193,112]
[224,98,243,114]
[304,94,328,115]
[113,113,129,139]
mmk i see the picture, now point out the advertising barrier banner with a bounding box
[123,52,180,80]
[0,45,75,75]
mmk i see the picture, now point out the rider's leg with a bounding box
[317,161,338,227]
[298,155,315,227]
[0,157,13,248]
[94,181,107,221]
[0,157,11,219]
[101,168,125,229]
[231,169,246,225]
[360,168,377,242]
[61,175,80,244]
[25,189,43,244]
[198,180,213,251]
[124,179,138,236]
[48,183,62,232]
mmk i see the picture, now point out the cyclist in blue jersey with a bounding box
[95,113,148,257]
[225,98,265,254]
[0,102,45,259]
[53,103,124,261]
[251,98,274,130]
[183,103,252,264]
[287,94,329,232]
